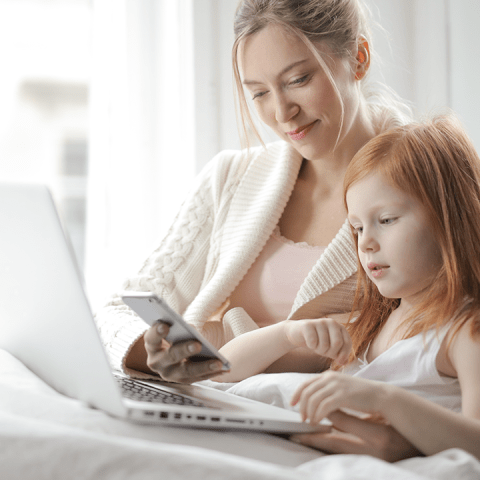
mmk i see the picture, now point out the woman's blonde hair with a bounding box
[232,0,411,147]
[342,114,480,363]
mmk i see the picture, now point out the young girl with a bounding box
[290,114,480,459]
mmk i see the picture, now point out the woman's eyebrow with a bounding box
[242,59,310,85]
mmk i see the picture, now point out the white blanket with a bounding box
[1,349,479,480]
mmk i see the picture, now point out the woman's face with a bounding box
[239,24,365,162]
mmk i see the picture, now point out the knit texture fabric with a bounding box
[94,141,358,378]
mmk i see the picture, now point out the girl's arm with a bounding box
[292,320,480,459]
[379,380,480,457]
[212,316,352,382]
[384,320,480,457]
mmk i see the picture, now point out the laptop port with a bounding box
[211,417,221,422]
[174,413,182,419]
[160,412,169,419]
[196,416,206,420]
[226,418,245,423]
[144,411,154,416]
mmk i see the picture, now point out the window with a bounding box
[0,0,91,269]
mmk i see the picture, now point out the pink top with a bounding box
[229,226,325,327]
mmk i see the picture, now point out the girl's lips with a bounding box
[287,121,318,141]
[371,268,386,278]
[367,263,389,279]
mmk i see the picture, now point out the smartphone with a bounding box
[121,292,230,371]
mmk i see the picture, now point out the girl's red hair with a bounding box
[342,114,480,363]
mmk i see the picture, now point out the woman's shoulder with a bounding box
[203,140,297,184]
[211,140,294,167]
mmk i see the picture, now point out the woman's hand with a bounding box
[291,410,422,462]
[283,318,352,366]
[143,322,225,383]
[291,371,386,424]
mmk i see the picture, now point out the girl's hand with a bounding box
[291,371,388,424]
[283,318,352,365]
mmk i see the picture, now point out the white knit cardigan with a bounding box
[94,141,358,377]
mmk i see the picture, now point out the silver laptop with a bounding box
[0,182,318,433]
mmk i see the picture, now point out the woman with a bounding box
[95,0,415,459]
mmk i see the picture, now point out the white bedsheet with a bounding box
[1,349,479,480]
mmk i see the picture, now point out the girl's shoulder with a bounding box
[444,317,480,416]
[440,316,480,379]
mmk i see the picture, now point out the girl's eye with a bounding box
[381,217,397,225]
[352,226,363,235]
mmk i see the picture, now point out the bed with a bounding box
[1,348,479,480]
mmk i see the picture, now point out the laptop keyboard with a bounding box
[115,375,206,408]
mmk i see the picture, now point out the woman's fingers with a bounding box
[143,322,224,382]
[161,357,224,383]
[327,410,386,434]
[291,410,422,462]
[148,344,224,382]
[291,428,368,456]
[292,411,391,454]
[143,321,170,347]
[291,429,358,453]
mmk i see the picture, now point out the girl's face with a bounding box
[346,173,443,307]
[239,24,367,162]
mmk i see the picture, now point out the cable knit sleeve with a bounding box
[94,153,229,374]
[199,306,260,349]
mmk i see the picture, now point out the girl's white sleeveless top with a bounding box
[342,328,462,412]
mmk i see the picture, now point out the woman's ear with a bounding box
[355,36,371,80]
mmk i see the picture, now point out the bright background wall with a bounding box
[0,0,478,309]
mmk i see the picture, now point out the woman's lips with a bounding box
[286,121,318,141]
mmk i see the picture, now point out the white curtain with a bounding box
[367,0,480,147]
[86,0,197,308]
